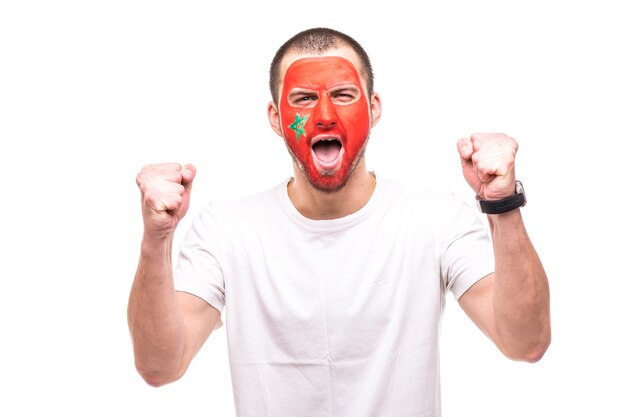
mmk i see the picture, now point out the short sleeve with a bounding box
[440,195,495,300]
[174,204,226,314]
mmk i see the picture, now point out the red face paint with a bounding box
[279,56,371,191]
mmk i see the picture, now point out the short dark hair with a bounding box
[269,27,374,105]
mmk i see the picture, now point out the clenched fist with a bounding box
[136,163,196,240]
[457,133,518,201]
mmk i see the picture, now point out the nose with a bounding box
[315,94,337,130]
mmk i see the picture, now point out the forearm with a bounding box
[128,236,185,385]
[489,209,551,362]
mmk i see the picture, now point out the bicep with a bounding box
[458,273,506,351]
[177,291,222,366]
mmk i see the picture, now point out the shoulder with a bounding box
[374,176,485,237]
[376,175,468,214]
[188,180,288,234]
[201,180,285,214]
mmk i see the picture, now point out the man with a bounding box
[128,28,550,416]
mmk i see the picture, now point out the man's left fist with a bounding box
[456,133,518,201]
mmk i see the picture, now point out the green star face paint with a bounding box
[280,56,371,192]
[288,113,309,142]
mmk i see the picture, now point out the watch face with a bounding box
[516,181,527,207]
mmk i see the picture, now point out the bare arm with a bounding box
[128,163,220,386]
[459,209,550,362]
[456,134,551,362]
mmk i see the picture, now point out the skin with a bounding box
[457,133,551,361]
[128,47,550,388]
[128,163,220,386]
[278,56,372,193]
[267,46,382,220]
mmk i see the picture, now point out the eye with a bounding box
[334,93,355,102]
[331,87,360,104]
[288,92,318,107]
[294,95,316,104]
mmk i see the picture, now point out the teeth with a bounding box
[314,137,340,144]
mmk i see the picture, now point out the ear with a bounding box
[267,101,284,137]
[369,92,382,128]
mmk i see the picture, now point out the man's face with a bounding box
[278,56,371,192]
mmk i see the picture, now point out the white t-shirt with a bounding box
[175,176,494,417]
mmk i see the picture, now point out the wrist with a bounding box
[141,234,174,259]
[142,222,177,243]
[476,180,526,215]
[487,207,527,243]
[487,206,522,224]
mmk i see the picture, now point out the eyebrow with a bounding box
[329,85,360,94]
[288,88,317,95]
[286,88,318,102]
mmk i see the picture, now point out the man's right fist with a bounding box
[136,163,196,240]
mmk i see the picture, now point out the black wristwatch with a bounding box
[476,180,526,214]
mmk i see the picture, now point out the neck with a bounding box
[288,159,376,220]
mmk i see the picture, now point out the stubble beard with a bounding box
[284,135,370,194]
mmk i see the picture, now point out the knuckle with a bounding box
[143,189,159,205]
[136,167,151,184]
[473,160,487,172]
[157,162,182,172]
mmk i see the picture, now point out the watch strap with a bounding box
[476,181,526,214]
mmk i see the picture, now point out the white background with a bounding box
[1,1,624,416]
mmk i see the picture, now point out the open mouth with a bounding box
[312,136,343,170]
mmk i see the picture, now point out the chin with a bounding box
[303,163,353,193]
[308,175,349,193]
